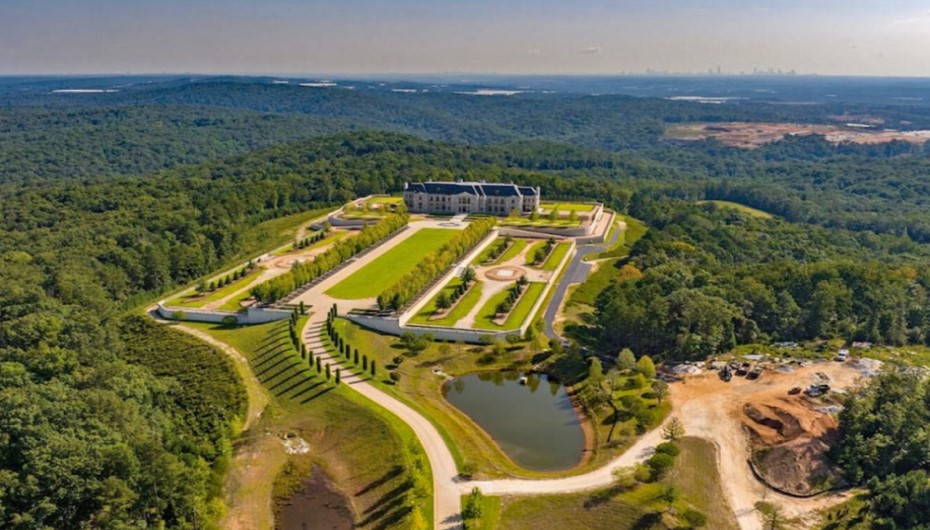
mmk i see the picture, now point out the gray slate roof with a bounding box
[406,181,533,198]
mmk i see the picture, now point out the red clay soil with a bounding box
[741,396,842,496]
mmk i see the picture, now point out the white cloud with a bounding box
[579,46,601,55]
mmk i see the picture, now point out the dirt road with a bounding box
[670,363,862,529]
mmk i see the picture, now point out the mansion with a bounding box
[403,181,541,215]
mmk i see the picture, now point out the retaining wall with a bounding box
[156,302,293,325]
[351,236,575,343]
[397,229,500,328]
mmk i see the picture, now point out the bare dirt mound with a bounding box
[742,396,842,496]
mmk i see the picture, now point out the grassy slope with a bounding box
[330,318,647,480]
[168,267,264,308]
[326,228,458,299]
[188,319,432,529]
[698,200,774,219]
[493,437,735,530]
[663,437,740,530]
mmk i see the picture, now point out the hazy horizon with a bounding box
[3,0,930,77]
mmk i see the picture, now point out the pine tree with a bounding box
[325,364,331,380]
[363,355,368,371]
[370,360,376,377]
[335,369,341,385]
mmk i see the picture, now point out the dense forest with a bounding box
[4,76,930,526]
[595,198,930,361]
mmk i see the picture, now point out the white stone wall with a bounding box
[156,302,293,325]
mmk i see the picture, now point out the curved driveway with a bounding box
[543,218,623,341]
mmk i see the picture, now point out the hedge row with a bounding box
[251,213,408,302]
[377,218,496,311]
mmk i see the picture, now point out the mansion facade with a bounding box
[403,181,541,215]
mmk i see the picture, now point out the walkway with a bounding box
[542,219,624,342]
[301,312,464,530]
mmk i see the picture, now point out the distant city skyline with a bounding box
[2,0,929,77]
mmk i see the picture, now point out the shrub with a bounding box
[682,509,708,528]
[633,463,652,483]
[655,442,680,457]
[646,453,676,480]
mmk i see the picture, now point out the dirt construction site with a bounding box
[667,359,877,530]
[665,121,930,148]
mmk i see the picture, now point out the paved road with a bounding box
[542,219,623,342]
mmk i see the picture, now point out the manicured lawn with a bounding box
[473,282,546,331]
[473,238,528,266]
[218,290,255,312]
[540,201,596,213]
[243,206,337,252]
[524,241,546,266]
[462,494,502,530]
[326,227,459,299]
[502,218,581,228]
[408,278,484,327]
[167,268,264,308]
[497,239,528,263]
[496,489,658,530]
[570,258,622,306]
[698,200,773,219]
[187,318,433,528]
[368,196,404,206]
[541,242,571,271]
[273,229,348,256]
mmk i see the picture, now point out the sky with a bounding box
[1,0,929,76]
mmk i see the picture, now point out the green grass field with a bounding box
[498,239,528,263]
[473,282,546,331]
[698,200,774,219]
[501,217,581,228]
[541,242,571,271]
[368,196,404,206]
[540,201,596,213]
[570,258,622,306]
[331,318,636,480]
[167,268,264,308]
[663,437,740,529]
[473,238,529,266]
[326,228,459,299]
[187,319,433,529]
[408,278,484,327]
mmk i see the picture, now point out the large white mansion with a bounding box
[403,181,541,215]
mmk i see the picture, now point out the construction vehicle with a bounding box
[806,384,831,397]
[736,362,750,376]
[747,365,763,380]
[720,365,733,382]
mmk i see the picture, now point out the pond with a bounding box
[443,371,585,471]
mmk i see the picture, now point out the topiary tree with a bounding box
[370,361,376,377]
[221,315,239,327]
